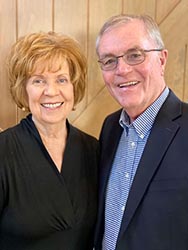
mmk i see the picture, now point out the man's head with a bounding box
[96,14,168,121]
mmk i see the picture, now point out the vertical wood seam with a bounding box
[183,44,187,100]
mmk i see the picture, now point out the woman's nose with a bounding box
[44,82,59,95]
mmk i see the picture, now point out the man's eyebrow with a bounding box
[99,46,142,59]
[99,53,116,59]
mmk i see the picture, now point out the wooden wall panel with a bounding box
[184,45,188,101]
[159,0,188,100]
[0,0,17,129]
[17,0,52,35]
[0,0,188,137]
[54,0,87,46]
[156,0,181,24]
[73,87,120,137]
[123,0,156,17]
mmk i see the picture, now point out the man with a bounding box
[94,14,188,250]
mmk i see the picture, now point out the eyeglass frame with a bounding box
[97,48,164,71]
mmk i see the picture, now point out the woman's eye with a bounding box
[32,79,45,85]
[58,78,67,84]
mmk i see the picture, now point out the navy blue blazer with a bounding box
[95,90,188,250]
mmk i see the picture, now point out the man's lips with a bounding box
[117,81,139,88]
[41,102,64,108]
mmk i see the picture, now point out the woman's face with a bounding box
[26,60,74,127]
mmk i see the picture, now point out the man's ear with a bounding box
[160,49,168,76]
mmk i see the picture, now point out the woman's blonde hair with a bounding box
[7,31,87,111]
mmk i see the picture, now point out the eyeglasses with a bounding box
[98,48,163,71]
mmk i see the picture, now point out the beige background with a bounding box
[0,0,188,138]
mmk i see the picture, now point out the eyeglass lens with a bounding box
[98,48,162,71]
[99,49,145,70]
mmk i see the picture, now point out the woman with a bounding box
[0,32,99,250]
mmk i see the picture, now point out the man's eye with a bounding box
[103,58,116,65]
[128,51,142,59]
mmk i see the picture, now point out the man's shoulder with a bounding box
[104,109,122,122]
[164,90,188,115]
[100,109,123,139]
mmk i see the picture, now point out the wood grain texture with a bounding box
[160,0,188,100]
[123,0,156,17]
[0,0,17,129]
[156,0,181,24]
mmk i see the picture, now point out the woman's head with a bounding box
[7,31,87,111]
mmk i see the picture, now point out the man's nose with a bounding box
[115,57,132,74]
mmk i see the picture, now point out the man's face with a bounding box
[97,20,168,121]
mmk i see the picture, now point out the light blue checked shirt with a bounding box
[102,87,169,250]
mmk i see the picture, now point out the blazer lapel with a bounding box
[100,115,123,194]
[95,110,123,244]
[118,91,182,239]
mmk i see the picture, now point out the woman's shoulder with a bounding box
[0,122,23,137]
[0,124,20,153]
[68,124,99,155]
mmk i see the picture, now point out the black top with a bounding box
[0,115,99,250]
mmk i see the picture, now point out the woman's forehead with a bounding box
[31,56,68,74]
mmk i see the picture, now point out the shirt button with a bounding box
[121,205,125,212]
[131,141,135,147]
[140,134,144,139]
[125,172,129,178]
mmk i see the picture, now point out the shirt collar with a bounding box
[119,87,169,138]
